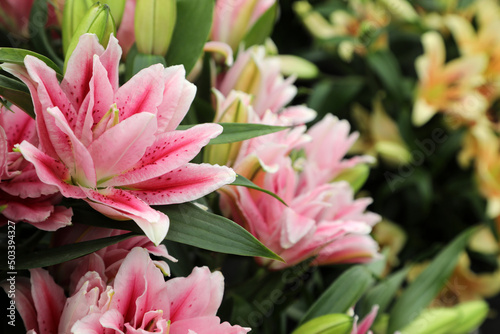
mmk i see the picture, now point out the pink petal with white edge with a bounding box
[84,188,169,245]
[170,316,250,334]
[157,66,197,132]
[48,107,97,188]
[72,312,107,334]
[111,248,170,323]
[128,163,236,205]
[30,268,66,334]
[166,266,224,321]
[88,112,157,182]
[279,207,316,249]
[61,34,105,110]
[0,168,59,198]
[98,35,122,92]
[354,305,379,334]
[0,105,36,148]
[74,54,116,146]
[0,277,38,332]
[17,141,88,199]
[104,123,224,187]
[115,64,166,120]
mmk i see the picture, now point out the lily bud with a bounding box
[401,300,489,334]
[134,0,176,56]
[292,313,353,334]
[332,163,370,193]
[211,0,277,51]
[275,55,319,79]
[205,90,253,167]
[62,0,94,54]
[64,2,116,71]
[98,0,126,26]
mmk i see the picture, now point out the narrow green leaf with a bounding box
[242,2,277,48]
[387,227,478,333]
[0,48,62,76]
[177,123,288,145]
[232,174,287,206]
[366,50,403,99]
[158,203,283,261]
[165,0,213,74]
[292,314,353,334]
[0,75,35,117]
[358,266,410,319]
[301,266,374,324]
[71,202,282,261]
[29,0,64,69]
[0,232,136,270]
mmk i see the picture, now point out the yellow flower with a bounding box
[413,31,488,126]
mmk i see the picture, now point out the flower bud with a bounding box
[401,300,488,334]
[292,313,353,334]
[275,55,319,79]
[212,0,277,51]
[332,163,370,193]
[205,90,253,167]
[98,0,126,26]
[134,0,176,56]
[64,2,116,71]
[62,0,94,54]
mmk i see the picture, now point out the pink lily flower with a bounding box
[211,0,276,52]
[2,248,250,333]
[351,305,379,334]
[50,224,176,294]
[216,46,308,118]
[3,33,236,245]
[0,105,72,230]
[220,115,380,270]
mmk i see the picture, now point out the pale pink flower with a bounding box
[0,0,34,37]
[50,224,176,294]
[220,115,380,270]
[216,46,308,118]
[3,248,250,333]
[3,33,236,245]
[0,105,72,230]
[211,0,275,51]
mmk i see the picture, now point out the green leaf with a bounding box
[177,123,288,145]
[0,75,34,117]
[158,203,282,261]
[71,202,282,261]
[29,0,64,69]
[0,48,62,76]
[366,50,403,99]
[232,174,287,206]
[301,265,374,324]
[165,0,213,74]
[292,314,353,334]
[358,266,410,319]
[0,232,136,270]
[242,1,277,48]
[387,227,478,333]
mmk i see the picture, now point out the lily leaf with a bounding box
[177,123,288,145]
[232,174,287,206]
[165,0,214,74]
[71,202,282,261]
[300,265,374,324]
[387,227,478,333]
[0,48,62,76]
[0,232,136,270]
[0,75,34,118]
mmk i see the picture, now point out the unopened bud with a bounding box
[62,0,94,54]
[292,313,353,334]
[134,0,176,56]
[64,3,116,71]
